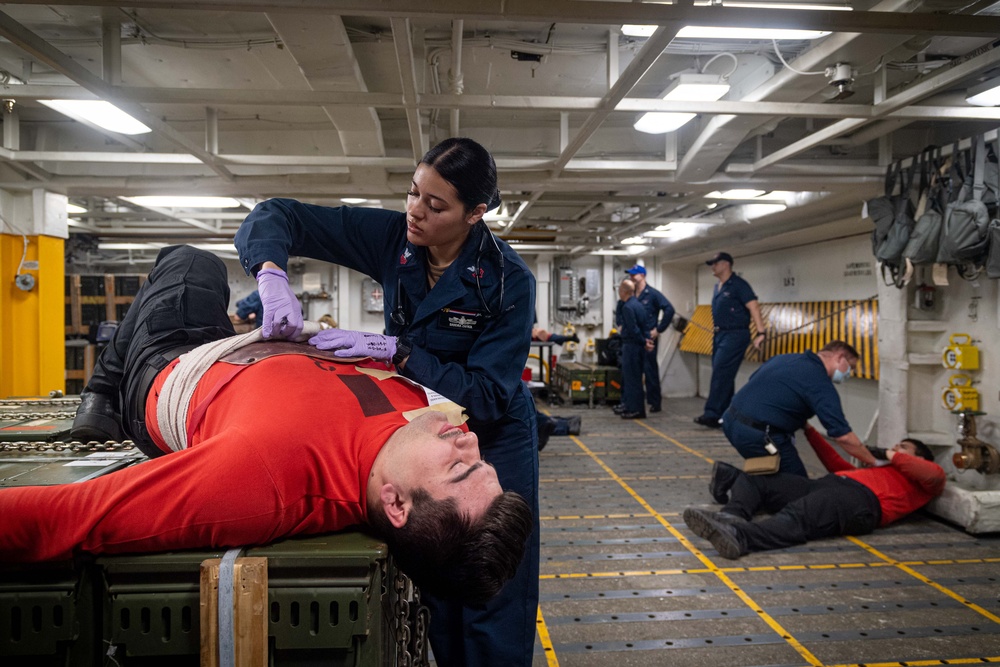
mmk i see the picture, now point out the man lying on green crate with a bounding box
[0,245,531,605]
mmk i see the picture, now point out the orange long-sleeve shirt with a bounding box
[804,425,945,526]
[0,353,445,562]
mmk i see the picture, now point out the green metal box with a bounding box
[595,365,622,402]
[96,532,406,666]
[0,563,101,667]
[554,362,606,403]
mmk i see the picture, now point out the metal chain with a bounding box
[410,585,430,666]
[0,440,135,452]
[0,398,80,407]
[0,412,77,421]
[393,572,412,667]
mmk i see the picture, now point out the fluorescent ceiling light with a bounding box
[125,196,242,208]
[621,236,649,245]
[67,203,87,215]
[743,203,788,218]
[712,1,851,8]
[39,99,152,135]
[191,243,244,252]
[644,227,703,241]
[707,189,767,199]
[966,77,1000,106]
[340,197,367,204]
[623,23,831,40]
[634,73,730,134]
[677,26,831,39]
[503,243,562,251]
[635,112,698,134]
[666,76,732,102]
[483,205,509,221]
[98,242,165,251]
[622,24,657,37]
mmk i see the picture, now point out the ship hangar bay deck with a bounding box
[527,397,1000,667]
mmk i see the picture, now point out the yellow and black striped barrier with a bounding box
[677,297,880,380]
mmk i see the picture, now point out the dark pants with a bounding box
[703,329,750,419]
[537,414,572,437]
[723,472,882,553]
[84,245,236,456]
[643,337,662,410]
[722,412,807,478]
[426,385,540,667]
[621,340,645,413]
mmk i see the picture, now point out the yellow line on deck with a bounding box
[829,657,1000,667]
[847,535,1000,626]
[535,605,559,666]
[568,434,824,666]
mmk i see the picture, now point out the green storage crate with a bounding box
[0,447,145,488]
[254,533,396,664]
[98,550,216,665]
[554,362,606,403]
[97,531,408,666]
[597,366,622,403]
[0,562,101,667]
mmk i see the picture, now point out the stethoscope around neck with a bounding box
[390,224,505,329]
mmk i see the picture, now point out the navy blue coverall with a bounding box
[635,284,674,411]
[618,296,648,414]
[722,351,852,477]
[235,199,539,667]
[703,273,757,421]
[234,290,263,327]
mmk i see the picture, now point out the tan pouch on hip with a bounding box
[743,454,780,475]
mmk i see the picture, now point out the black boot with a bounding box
[71,390,126,442]
[709,460,742,504]
[682,508,748,559]
[694,415,722,428]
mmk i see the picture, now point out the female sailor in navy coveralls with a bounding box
[234,137,538,667]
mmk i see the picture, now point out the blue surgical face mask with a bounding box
[832,359,852,384]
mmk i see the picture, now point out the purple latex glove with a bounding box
[309,329,397,361]
[256,267,304,339]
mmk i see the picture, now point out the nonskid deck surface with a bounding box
[529,397,1000,667]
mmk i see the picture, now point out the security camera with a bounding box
[825,62,855,100]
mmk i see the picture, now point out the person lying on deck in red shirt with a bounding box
[683,423,945,559]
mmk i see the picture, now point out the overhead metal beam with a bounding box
[11,0,1000,38]
[659,188,879,261]
[552,25,680,174]
[13,85,1000,123]
[751,37,1000,171]
[501,24,683,235]
[0,10,235,181]
[114,199,222,234]
[391,17,426,161]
